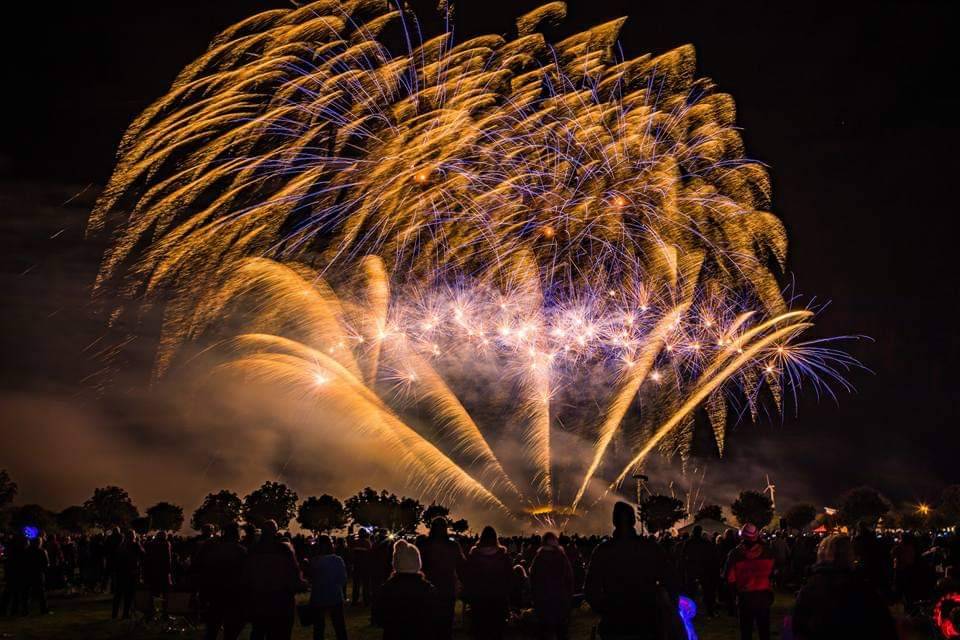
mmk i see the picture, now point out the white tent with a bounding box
[677,518,735,537]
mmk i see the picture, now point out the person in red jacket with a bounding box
[725,523,775,640]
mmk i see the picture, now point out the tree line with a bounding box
[2,469,958,535]
[0,471,469,536]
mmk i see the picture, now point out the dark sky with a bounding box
[1,1,957,516]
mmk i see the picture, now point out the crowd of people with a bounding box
[2,501,959,640]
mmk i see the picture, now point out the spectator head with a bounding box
[429,516,449,540]
[156,531,167,542]
[542,531,559,547]
[223,522,241,542]
[479,526,499,547]
[692,525,703,539]
[739,523,759,542]
[392,539,421,574]
[358,527,370,540]
[612,501,636,530]
[317,534,334,555]
[817,534,854,569]
[125,530,138,543]
[202,523,216,537]
[261,520,279,538]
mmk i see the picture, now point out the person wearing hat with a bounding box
[372,539,439,639]
[724,523,775,640]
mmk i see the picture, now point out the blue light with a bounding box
[22,526,40,540]
[678,595,698,640]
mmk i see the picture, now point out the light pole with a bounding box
[633,473,649,535]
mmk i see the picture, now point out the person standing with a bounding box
[309,535,348,640]
[349,529,372,606]
[144,531,173,597]
[419,517,465,640]
[1,533,26,616]
[792,534,897,640]
[112,530,144,620]
[680,525,720,616]
[530,532,574,640]
[22,534,50,615]
[196,522,248,640]
[463,527,513,640]
[372,540,438,640]
[585,502,679,640]
[243,520,306,640]
[725,523,775,640]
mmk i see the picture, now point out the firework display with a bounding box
[89,1,853,520]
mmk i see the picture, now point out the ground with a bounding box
[1,591,799,640]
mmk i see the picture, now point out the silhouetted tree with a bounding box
[11,504,56,532]
[939,485,960,526]
[396,497,425,533]
[345,488,424,532]
[782,503,817,531]
[451,518,469,534]
[422,503,451,526]
[839,486,889,527]
[731,490,774,529]
[131,516,151,535]
[57,506,91,533]
[146,502,184,532]
[640,494,686,534]
[694,504,725,523]
[191,490,242,531]
[84,486,139,529]
[243,481,298,528]
[297,494,347,533]
[0,469,17,508]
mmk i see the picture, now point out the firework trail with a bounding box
[89,1,857,519]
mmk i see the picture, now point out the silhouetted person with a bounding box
[103,527,123,592]
[372,540,438,640]
[197,522,248,640]
[22,535,50,615]
[853,523,889,597]
[509,564,530,611]
[112,530,144,619]
[350,529,372,606]
[1,533,26,616]
[243,520,305,640]
[792,534,897,640]
[892,532,930,609]
[309,535,348,640]
[144,531,173,596]
[718,528,740,615]
[530,532,574,640]
[419,517,466,640]
[725,524,774,640]
[585,501,679,640]
[464,526,513,640]
[681,525,720,616]
[369,530,393,614]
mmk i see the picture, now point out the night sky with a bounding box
[1,1,957,519]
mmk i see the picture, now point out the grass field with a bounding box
[0,590,803,640]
